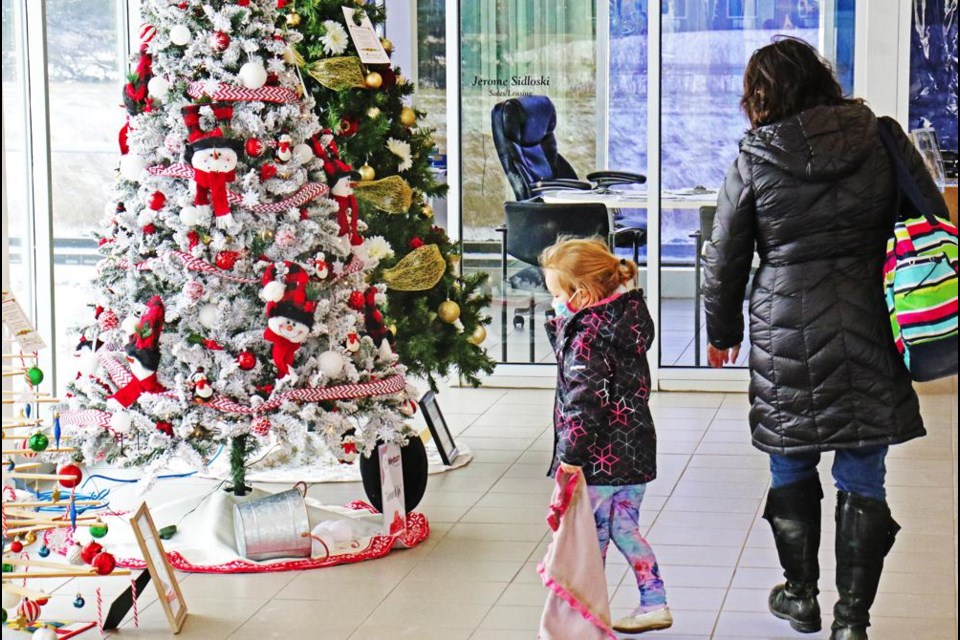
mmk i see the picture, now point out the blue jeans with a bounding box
[769,446,889,501]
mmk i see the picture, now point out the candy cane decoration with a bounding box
[97,587,103,635]
[131,577,139,627]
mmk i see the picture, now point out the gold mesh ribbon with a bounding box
[304,56,366,91]
[382,244,446,291]
[354,176,413,213]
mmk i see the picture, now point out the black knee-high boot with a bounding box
[763,475,823,633]
[830,491,900,640]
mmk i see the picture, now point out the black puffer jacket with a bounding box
[546,289,657,485]
[703,104,948,454]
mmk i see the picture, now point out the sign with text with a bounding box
[378,442,406,536]
[1,291,46,352]
[342,7,390,65]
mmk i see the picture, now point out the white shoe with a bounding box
[612,606,673,634]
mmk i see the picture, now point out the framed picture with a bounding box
[419,391,459,466]
[130,502,187,633]
[910,127,947,191]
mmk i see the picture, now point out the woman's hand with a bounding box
[707,343,741,368]
[559,462,582,474]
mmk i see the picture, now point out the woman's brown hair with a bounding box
[540,237,637,308]
[741,36,862,129]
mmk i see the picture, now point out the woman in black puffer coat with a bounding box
[702,39,948,640]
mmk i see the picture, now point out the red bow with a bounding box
[108,373,167,408]
[263,327,302,377]
[194,168,236,217]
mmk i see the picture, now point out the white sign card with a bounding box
[378,442,406,536]
[341,7,391,65]
[1,291,47,352]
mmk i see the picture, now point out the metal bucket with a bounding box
[233,485,312,561]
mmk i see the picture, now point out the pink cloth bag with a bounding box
[538,470,615,640]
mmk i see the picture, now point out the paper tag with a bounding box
[378,442,406,536]
[342,7,391,65]
[2,291,47,351]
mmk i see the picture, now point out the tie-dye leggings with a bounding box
[587,483,667,609]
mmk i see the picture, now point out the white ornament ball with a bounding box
[318,351,345,378]
[147,76,169,100]
[260,281,285,303]
[77,348,100,376]
[66,542,85,565]
[179,206,200,227]
[33,627,58,640]
[121,315,139,336]
[198,304,219,330]
[110,411,133,434]
[238,61,268,89]
[292,143,313,164]
[169,24,191,46]
[118,154,146,182]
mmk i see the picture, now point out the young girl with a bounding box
[541,237,671,634]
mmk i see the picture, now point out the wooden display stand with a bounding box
[944,184,958,227]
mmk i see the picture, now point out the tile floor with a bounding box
[33,380,958,640]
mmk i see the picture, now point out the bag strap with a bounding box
[876,118,937,225]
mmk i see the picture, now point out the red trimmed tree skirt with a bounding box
[52,488,429,574]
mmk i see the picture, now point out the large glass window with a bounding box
[908,0,958,153]
[657,0,856,369]
[47,0,123,385]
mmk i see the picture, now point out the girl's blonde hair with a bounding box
[540,237,637,308]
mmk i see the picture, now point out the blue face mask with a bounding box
[551,297,574,320]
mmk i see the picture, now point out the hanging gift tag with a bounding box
[341,7,391,65]
[378,441,406,536]
[2,291,47,351]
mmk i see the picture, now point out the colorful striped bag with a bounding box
[878,120,958,382]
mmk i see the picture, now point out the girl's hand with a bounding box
[707,343,741,368]
[559,462,582,474]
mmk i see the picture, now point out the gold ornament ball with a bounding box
[389,323,398,337]
[366,106,381,119]
[24,530,37,545]
[260,229,274,242]
[286,11,301,27]
[396,74,406,86]
[468,324,487,346]
[399,107,416,127]
[438,300,461,324]
[358,163,376,181]
[421,203,434,219]
[365,71,383,89]
[381,38,394,54]
[201,233,213,245]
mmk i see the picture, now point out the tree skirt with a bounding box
[50,488,429,574]
[199,438,472,484]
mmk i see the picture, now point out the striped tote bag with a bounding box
[878,119,958,381]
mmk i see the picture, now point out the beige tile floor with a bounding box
[35,380,958,640]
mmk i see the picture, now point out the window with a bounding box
[909,0,958,152]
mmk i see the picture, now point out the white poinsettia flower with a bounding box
[321,20,349,56]
[365,236,395,261]
[267,57,286,74]
[387,137,413,172]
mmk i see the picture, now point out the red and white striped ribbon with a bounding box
[146,164,329,213]
[187,81,299,104]
[204,374,407,415]
[97,350,132,388]
[169,251,259,284]
[58,409,113,428]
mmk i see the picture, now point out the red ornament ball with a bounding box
[236,351,256,370]
[10,540,23,553]
[80,541,103,565]
[409,237,424,249]
[348,291,365,310]
[260,163,278,181]
[92,551,117,575]
[215,250,239,270]
[142,223,157,235]
[148,191,166,211]
[251,416,272,437]
[365,286,378,305]
[156,421,174,437]
[210,31,230,51]
[58,463,83,488]
[245,138,264,157]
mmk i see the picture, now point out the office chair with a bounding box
[496,198,644,363]
[491,95,647,201]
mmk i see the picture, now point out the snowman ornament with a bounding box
[191,367,214,403]
[276,134,293,163]
[261,262,317,379]
[181,103,244,229]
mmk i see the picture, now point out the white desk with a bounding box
[539,187,719,210]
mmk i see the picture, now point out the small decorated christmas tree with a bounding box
[293,1,495,390]
[62,0,417,495]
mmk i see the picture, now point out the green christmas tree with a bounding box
[291,1,495,390]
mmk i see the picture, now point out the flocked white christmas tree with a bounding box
[61,0,415,495]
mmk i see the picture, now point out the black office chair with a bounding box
[691,205,716,366]
[496,198,644,362]
[491,95,646,201]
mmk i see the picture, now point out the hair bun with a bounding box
[617,258,638,284]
